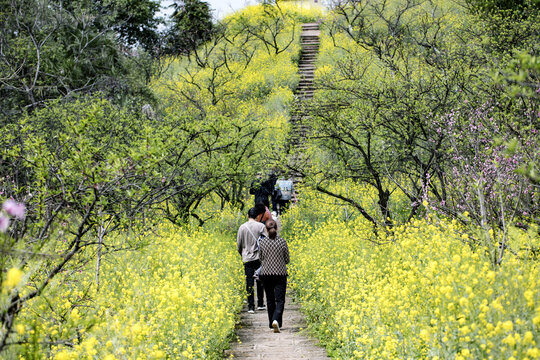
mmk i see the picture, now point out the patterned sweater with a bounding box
[259,235,289,276]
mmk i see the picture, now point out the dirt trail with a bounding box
[224,294,329,359]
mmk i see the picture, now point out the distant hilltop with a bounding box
[281,0,326,8]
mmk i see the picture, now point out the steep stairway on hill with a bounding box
[288,22,320,179]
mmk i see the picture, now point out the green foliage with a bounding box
[164,0,215,55]
[0,0,160,114]
[58,0,162,51]
[462,0,539,56]
[153,4,317,208]
[465,0,539,15]
[496,51,540,99]
[0,97,153,350]
[104,0,162,52]
[295,0,538,231]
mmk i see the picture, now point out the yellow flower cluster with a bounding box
[2,267,23,289]
[226,3,323,25]
[286,187,540,359]
[154,3,319,107]
[9,223,244,359]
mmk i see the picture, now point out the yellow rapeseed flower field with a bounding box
[12,221,244,359]
[284,186,540,359]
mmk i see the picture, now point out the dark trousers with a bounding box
[261,275,287,328]
[275,200,290,215]
[244,260,264,309]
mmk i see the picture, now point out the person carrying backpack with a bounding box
[274,178,295,215]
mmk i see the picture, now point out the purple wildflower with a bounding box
[3,200,26,220]
[0,216,9,232]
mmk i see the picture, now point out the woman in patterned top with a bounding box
[258,219,290,333]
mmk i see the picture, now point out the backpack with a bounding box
[276,179,294,201]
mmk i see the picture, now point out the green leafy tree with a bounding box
[299,0,484,227]
[465,0,539,14]
[462,0,539,56]
[0,0,160,113]
[104,0,162,52]
[164,0,215,55]
[299,0,537,233]
[0,93,268,351]
[63,0,162,52]
[0,99,154,351]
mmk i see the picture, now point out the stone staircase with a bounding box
[295,23,319,101]
[288,23,320,178]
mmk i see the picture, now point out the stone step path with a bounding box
[224,294,329,359]
[291,22,320,124]
[288,22,321,178]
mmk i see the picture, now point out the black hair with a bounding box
[254,203,266,215]
[248,207,258,219]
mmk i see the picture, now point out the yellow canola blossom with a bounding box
[10,220,244,359]
[3,267,23,289]
[285,186,540,359]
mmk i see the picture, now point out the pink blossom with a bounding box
[3,200,26,220]
[0,216,9,232]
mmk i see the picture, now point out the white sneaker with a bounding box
[272,320,280,333]
[248,309,255,314]
[257,305,266,310]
